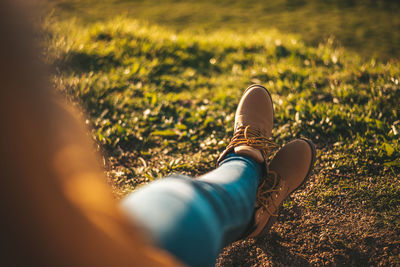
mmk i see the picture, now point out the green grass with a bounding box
[41,0,400,61]
[43,16,400,264]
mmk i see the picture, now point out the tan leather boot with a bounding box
[217,84,276,164]
[247,138,316,238]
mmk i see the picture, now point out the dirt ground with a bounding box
[215,151,400,266]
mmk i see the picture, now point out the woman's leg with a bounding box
[121,154,262,266]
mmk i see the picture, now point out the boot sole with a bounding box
[258,138,317,236]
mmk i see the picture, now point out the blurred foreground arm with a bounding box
[0,1,180,266]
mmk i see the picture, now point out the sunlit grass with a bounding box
[41,0,400,60]
[44,18,400,230]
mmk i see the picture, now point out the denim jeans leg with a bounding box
[120,154,262,267]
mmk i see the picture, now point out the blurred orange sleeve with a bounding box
[0,1,182,266]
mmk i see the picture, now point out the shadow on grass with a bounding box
[54,51,121,73]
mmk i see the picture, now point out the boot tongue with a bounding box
[234,145,264,163]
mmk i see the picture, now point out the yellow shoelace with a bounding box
[225,125,281,216]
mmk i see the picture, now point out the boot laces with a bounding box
[256,170,282,216]
[225,125,277,160]
[225,125,281,216]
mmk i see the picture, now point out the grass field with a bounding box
[41,0,400,61]
[43,3,400,266]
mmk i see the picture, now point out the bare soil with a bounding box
[216,159,400,266]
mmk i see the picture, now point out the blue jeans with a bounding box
[121,154,262,266]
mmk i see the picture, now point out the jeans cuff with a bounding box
[219,153,260,169]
